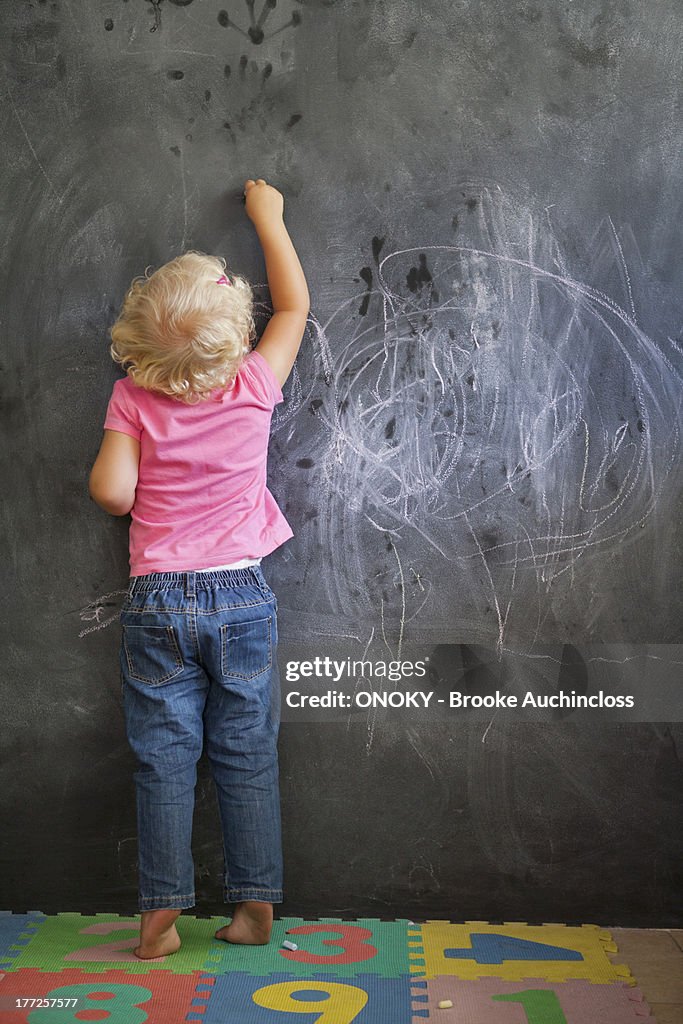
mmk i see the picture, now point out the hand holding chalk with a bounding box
[244,178,285,233]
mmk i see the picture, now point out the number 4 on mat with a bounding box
[445,933,584,964]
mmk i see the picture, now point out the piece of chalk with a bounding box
[438,1000,453,1009]
[282,940,298,950]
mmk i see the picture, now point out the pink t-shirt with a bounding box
[103,349,293,575]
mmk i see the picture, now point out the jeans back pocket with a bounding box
[221,616,272,681]
[122,624,184,685]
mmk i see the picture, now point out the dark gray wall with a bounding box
[1,0,681,926]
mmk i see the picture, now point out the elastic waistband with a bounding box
[128,566,266,598]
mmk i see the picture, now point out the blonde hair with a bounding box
[109,251,256,403]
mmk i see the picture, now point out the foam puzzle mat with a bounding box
[0,913,655,1022]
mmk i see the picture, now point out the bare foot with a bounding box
[134,909,182,959]
[215,901,273,945]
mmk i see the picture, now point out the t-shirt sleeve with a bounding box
[104,379,142,440]
[243,349,284,407]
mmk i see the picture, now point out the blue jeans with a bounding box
[119,566,283,912]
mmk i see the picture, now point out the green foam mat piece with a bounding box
[203,917,414,978]
[7,913,220,975]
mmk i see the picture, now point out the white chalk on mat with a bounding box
[282,940,298,950]
[438,999,453,1009]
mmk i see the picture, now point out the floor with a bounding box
[607,929,683,1024]
[0,914,682,1022]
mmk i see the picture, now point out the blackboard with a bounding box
[1,0,682,926]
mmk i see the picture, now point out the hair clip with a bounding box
[216,274,231,286]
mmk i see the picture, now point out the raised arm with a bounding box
[244,178,310,389]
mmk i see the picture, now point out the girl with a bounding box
[89,178,309,959]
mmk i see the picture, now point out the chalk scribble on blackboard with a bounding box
[79,591,128,637]
[267,186,681,649]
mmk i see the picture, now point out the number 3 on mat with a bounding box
[281,924,377,963]
[253,981,367,1021]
